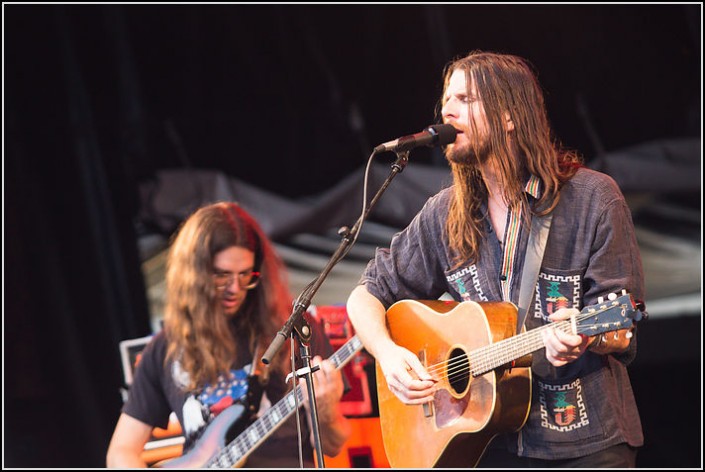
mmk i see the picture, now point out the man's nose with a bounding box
[225,277,242,293]
[442,100,457,121]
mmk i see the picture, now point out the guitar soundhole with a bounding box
[447,348,470,395]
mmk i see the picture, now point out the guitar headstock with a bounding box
[577,290,645,337]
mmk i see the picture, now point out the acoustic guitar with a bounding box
[377,291,644,468]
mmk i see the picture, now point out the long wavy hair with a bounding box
[438,51,582,267]
[163,202,292,391]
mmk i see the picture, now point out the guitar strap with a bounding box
[516,212,553,332]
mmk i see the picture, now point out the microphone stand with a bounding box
[262,150,410,468]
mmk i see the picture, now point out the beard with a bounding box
[445,138,491,168]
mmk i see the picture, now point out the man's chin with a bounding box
[222,301,243,317]
[446,142,490,167]
[446,147,475,166]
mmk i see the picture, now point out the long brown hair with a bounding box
[163,202,291,391]
[439,51,581,267]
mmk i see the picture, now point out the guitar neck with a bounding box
[467,294,642,377]
[469,317,587,376]
[205,336,363,468]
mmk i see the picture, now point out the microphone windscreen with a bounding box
[428,124,459,146]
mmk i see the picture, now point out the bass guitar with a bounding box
[377,291,644,468]
[155,335,364,468]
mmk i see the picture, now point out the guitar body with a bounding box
[154,403,248,468]
[377,299,531,468]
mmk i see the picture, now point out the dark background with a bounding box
[4,4,701,468]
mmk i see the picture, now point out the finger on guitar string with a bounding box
[542,323,591,367]
[547,307,580,322]
[553,324,584,347]
[404,359,437,384]
[390,381,437,405]
[386,369,437,404]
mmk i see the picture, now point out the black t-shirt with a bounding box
[123,316,337,468]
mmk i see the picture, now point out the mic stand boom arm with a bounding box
[261,151,410,468]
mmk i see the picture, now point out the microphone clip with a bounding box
[391,151,409,173]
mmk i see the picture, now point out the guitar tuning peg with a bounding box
[613,332,619,340]
[608,292,617,301]
[621,289,627,295]
[626,331,633,339]
[597,296,604,304]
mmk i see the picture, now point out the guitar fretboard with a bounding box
[468,302,629,376]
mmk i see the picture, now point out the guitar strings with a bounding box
[419,309,626,384]
[444,319,603,380]
[440,318,617,382]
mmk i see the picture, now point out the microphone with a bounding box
[373,124,458,154]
